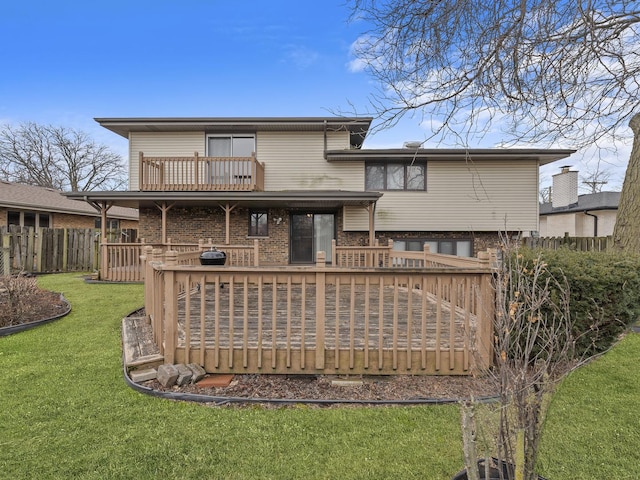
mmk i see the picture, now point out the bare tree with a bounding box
[612,114,640,251]
[349,0,640,251]
[539,186,551,204]
[0,122,126,192]
[349,1,640,147]
[580,167,612,194]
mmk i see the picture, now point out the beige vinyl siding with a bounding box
[258,131,363,191]
[129,132,205,190]
[345,160,540,232]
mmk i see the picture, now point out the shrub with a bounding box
[517,248,640,356]
[0,274,41,327]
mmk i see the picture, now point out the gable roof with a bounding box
[0,181,138,220]
[95,116,373,149]
[540,191,620,215]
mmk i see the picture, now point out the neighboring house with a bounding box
[66,117,575,264]
[0,181,139,235]
[539,167,620,237]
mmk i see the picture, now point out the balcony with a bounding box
[139,152,265,192]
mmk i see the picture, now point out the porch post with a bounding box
[368,201,376,246]
[98,201,111,242]
[219,203,237,245]
[154,201,174,245]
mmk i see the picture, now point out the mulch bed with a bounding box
[142,372,498,407]
[0,287,67,329]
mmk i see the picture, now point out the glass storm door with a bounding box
[290,213,335,263]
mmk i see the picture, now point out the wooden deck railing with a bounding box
[333,240,496,268]
[100,239,259,282]
[141,249,495,376]
[139,152,265,191]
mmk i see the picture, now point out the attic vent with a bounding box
[403,141,422,149]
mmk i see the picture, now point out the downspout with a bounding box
[323,119,327,159]
[584,211,598,236]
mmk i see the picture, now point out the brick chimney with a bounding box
[552,166,578,208]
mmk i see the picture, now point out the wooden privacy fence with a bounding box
[1,226,100,274]
[523,235,613,252]
[101,239,259,282]
[142,247,495,376]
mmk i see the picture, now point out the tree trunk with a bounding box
[613,113,640,252]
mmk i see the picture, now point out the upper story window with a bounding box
[365,162,426,191]
[207,135,255,157]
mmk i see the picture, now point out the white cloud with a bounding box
[283,45,319,69]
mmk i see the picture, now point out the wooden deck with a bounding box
[177,283,475,350]
[142,250,494,375]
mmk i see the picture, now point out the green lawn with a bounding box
[0,273,638,479]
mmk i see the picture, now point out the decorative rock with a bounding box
[187,363,206,383]
[129,368,157,383]
[175,364,193,386]
[157,364,179,387]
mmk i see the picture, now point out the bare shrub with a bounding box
[0,274,41,327]
[463,238,595,480]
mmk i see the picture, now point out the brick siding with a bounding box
[140,206,504,263]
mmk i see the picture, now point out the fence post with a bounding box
[475,251,494,371]
[26,227,35,273]
[163,250,178,364]
[1,233,10,275]
[315,251,326,370]
[61,228,69,272]
[36,227,44,273]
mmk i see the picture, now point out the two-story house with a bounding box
[67,117,575,264]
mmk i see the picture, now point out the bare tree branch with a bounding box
[0,122,126,192]
[348,0,640,148]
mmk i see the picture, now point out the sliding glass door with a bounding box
[290,213,335,263]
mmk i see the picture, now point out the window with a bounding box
[365,162,425,191]
[8,211,20,226]
[7,210,50,229]
[95,218,120,230]
[393,238,473,257]
[39,214,50,228]
[207,135,255,157]
[249,210,268,237]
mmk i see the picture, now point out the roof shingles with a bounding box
[0,181,138,219]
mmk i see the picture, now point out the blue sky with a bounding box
[0,0,631,190]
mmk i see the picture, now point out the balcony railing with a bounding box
[139,152,265,192]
